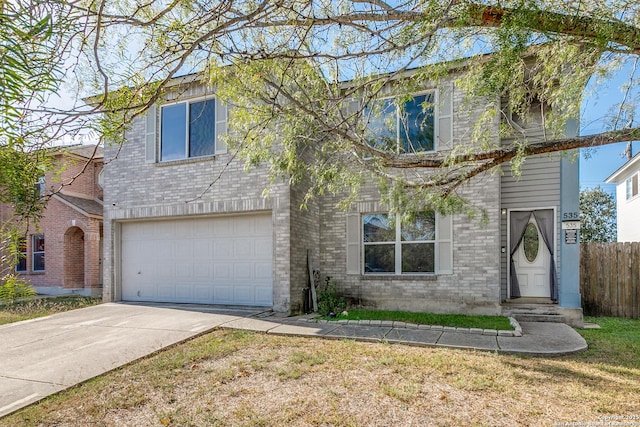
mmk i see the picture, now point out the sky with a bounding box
[579,61,639,196]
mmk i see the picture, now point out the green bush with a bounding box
[317,277,346,316]
[0,274,36,304]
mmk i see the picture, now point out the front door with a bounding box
[512,215,551,298]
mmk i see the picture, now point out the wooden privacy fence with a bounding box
[580,242,640,319]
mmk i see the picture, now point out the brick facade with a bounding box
[1,146,104,296]
[319,176,502,315]
[103,73,575,317]
[101,83,295,310]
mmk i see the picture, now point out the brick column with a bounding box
[85,231,101,288]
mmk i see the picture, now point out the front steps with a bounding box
[510,313,567,323]
[502,299,582,327]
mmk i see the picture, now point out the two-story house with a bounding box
[605,152,640,242]
[0,144,104,296]
[101,67,583,326]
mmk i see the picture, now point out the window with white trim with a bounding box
[626,173,638,200]
[363,212,436,274]
[32,235,45,272]
[364,92,436,154]
[160,97,225,161]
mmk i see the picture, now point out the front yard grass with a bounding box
[0,296,102,326]
[328,309,513,330]
[574,316,640,369]
[2,316,639,426]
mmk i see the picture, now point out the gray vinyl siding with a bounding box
[499,152,562,300]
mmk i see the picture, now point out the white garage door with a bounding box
[121,214,273,306]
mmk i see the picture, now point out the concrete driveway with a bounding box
[0,302,266,418]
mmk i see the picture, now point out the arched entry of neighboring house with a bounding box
[64,226,85,289]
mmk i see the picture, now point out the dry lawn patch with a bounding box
[0,296,101,325]
[3,325,640,427]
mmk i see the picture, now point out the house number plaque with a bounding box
[564,229,578,244]
[561,221,581,230]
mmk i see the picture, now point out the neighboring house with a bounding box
[605,152,640,242]
[101,67,583,326]
[0,145,104,296]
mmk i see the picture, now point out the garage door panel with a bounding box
[255,238,272,257]
[213,218,233,237]
[175,220,195,238]
[157,285,174,299]
[176,285,192,300]
[194,264,211,278]
[255,287,272,306]
[121,242,141,275]
[255,262,272,280]
[156,263,175,280]
[194,286,212,301]
[254,215,271,230]
[233,286,255,304]
[138,240,156,256]
[176,264,193,278]
[156,241,174,259]
[139,264,155,285]
[213,263,231,279]
[122,287,138,300]
[214,286,234,304]
[234,219,250,235]
[234,240,252,257]
[234,263,252,279]
[157,222,177,239]
[176,240,194,259]
[122,214,273,306]
[213,240,233,259]
[123,222,149,240]
[193,240,210,258]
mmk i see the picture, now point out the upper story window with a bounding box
[626,173,638,200]
[500,97,546,132]
[160,98,216,162]
[32,234,45,272]
[365,92,435,154]
[16,237,27,272]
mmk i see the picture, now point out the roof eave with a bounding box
[605,152,640,184]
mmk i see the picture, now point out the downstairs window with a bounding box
[363,212,437,274]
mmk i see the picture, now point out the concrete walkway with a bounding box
[0,302,587,418]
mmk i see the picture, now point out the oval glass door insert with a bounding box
[523,222,539,263]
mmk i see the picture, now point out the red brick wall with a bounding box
[46,155,104,201]
[1,153,103,292]
[16,198,102,289]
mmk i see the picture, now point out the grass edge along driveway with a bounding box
[1,316,638,426]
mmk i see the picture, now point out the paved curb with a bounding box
[295,316,524,338]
